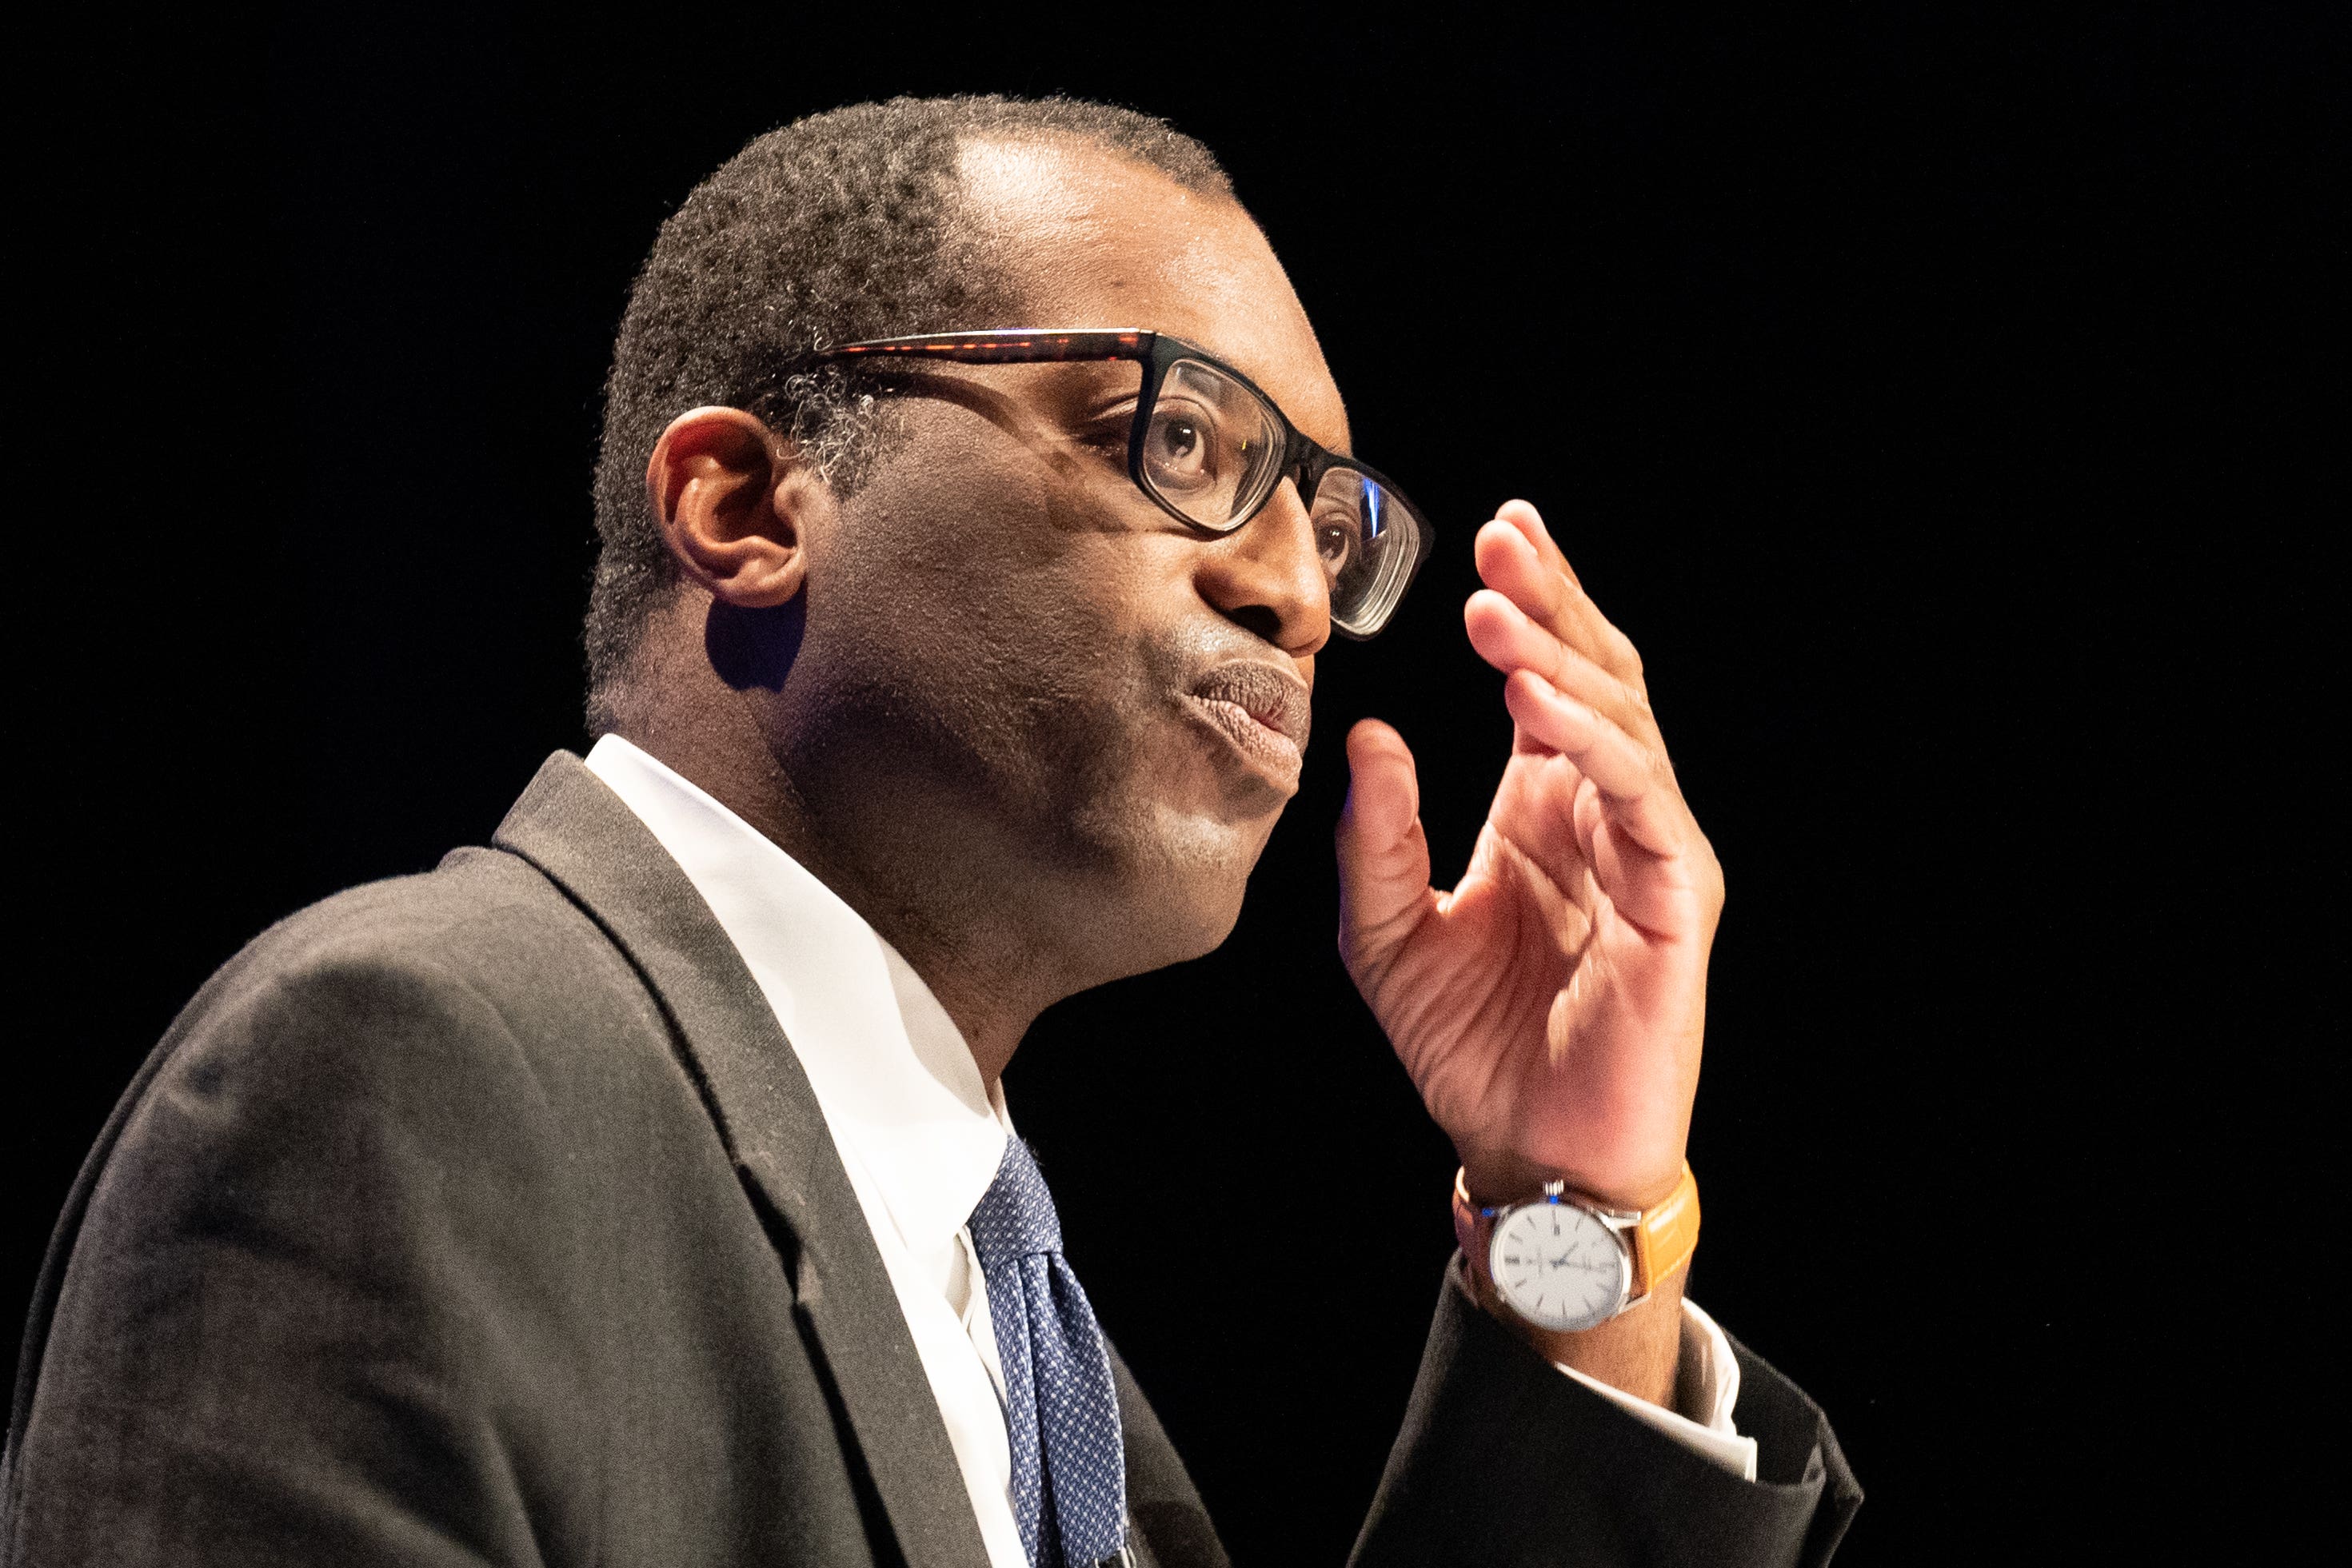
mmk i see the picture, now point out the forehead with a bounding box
[957,137,1350,451]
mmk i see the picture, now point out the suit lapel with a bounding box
[493,751,992,1568]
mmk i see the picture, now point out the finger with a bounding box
[1571,773,1606,872]
[1464,587,1663,750]
[1474,517,1644,684]
[1500,670,1688,859]
[1576,776,1709,938]
[1336,719,1436,955]
[1495,498,1579,587]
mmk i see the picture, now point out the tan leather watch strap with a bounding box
[1452,1163,1701,1302]
[1628,1163,1701,1295]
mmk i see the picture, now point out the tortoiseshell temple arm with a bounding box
[814,329,1160,365]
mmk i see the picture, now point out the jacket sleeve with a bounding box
[1347,1274,1862,1568]
[3,948,599,1568]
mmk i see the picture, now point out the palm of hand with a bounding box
[1358,748,1710,1206]
[1336,503,1718,1210]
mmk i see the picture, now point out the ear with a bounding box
[645,407,833,608]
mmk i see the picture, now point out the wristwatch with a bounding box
[1452,1163,1700,1332]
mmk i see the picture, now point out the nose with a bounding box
[1194,477,1331,657]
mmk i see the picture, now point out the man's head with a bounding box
[589,98,1354,1043]
[587,98,1243,708]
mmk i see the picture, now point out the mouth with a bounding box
[1184,662,1311,787]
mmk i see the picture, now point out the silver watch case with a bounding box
[1481,1180,1640,1333]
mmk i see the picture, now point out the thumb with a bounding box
[1336,719,1434,964]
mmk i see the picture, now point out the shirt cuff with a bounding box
[1550,1298,1759,1482]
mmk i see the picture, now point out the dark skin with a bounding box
[614,137,1721,1408]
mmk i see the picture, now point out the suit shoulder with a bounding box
[136,845,673,1139]
[207,844,653,1031]
[229,844,606,982]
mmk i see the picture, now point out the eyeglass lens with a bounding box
[1141,359,1288,528]
[1308,466,1415,633]
[1140,356,1418,632]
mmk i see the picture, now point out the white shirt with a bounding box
[585,735,1755,1567]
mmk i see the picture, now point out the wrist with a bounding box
[1464,1252,1688,1406]
[1450,1159,1701,1376]
[1456,1146,1687,1212]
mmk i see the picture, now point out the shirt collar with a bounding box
[584,735,1009,1261]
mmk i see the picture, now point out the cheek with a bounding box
[821,453,1168,764]
[817,417,1274,856]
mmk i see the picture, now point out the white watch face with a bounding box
[1487,1200,1631,1332]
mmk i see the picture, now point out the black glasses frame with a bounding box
[802,329,1433,639]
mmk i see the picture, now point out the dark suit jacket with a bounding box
[3,753,1859,1566]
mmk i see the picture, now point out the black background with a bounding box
[13,6,2342,1562]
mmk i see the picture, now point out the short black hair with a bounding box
[585,95,1234,729]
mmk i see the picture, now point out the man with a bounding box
[2,97,1859,1566]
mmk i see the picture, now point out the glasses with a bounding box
[804,329,1433,639]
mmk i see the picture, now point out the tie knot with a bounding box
[968,1138,1064,1264]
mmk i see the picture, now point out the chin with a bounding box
[1038,724,1288,978]
[1074,805,1267,974]
[1156,876,1252,964]
[1090,884,1248,981]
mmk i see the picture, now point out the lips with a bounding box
[1186,661,1312,783]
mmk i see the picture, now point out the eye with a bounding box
[1158,417,1202,464]
[1316,523,1356,570]
[1313,509,1364,577]
[1143,399,1221,492]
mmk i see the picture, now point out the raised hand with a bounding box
[1336,501,1723,1211]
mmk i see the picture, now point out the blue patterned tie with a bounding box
[967,1138,1128,1568]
